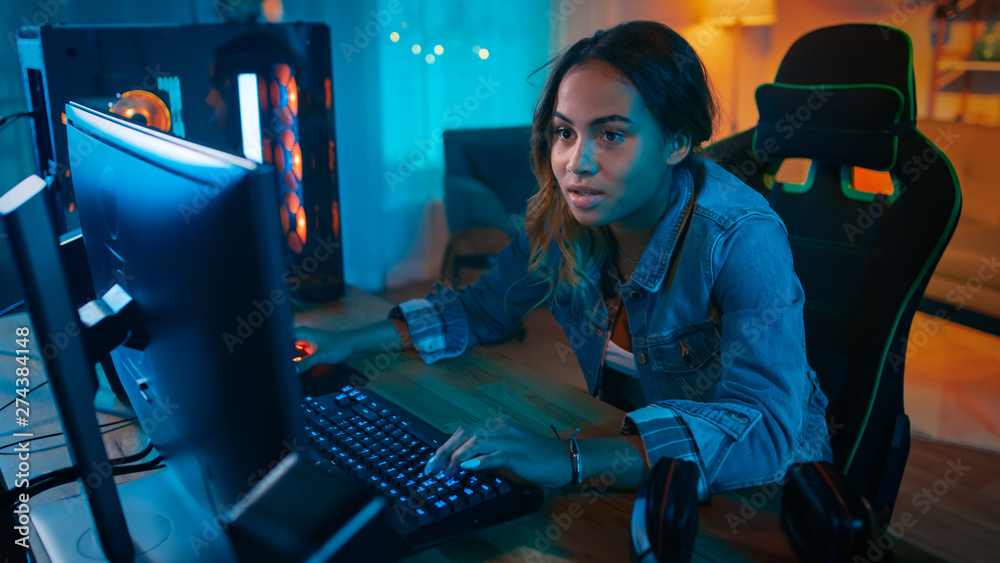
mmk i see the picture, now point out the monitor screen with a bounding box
[65,100,304,517]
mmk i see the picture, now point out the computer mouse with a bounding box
[293,340,315,362]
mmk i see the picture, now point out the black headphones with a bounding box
[630,457,700,563]
[780,461,880,563]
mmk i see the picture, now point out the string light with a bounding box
[434,45,443,55]
[425,54,435,64]
[411,44,421,54]
[390,32,399,42]
[478,48,489,60]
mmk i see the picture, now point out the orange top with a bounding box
[610,303,632,353]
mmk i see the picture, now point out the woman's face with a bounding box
[550,59,686,233]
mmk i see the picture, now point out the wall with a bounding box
[551,0,959,137]
[2,0,993,295]
[0,0,549,293]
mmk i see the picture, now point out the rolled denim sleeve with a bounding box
[388,283,470,364]
[625,399,770,497]
[389,299,446,356]
[388,229,550,364]
[623,405,711,501]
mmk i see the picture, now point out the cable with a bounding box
[2,438,157,506]
[2,439,156,508]
[109,438,155,466]
[0,416,136,453]
[0,299,26,318]
[2,455,164,512]
[0,110,38,135]
[5,439,152,493]
[0,380,48,414]
[0,111,35,127]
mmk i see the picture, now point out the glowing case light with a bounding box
[237,73,264,164]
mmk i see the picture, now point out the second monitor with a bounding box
[66,99,304,517]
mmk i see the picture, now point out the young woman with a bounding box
[296,21,832,496]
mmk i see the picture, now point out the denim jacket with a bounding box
[392,156,832,496]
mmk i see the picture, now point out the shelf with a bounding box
[928,0,1000,125]
[938,60,1000,71]
[936,59,1000,88]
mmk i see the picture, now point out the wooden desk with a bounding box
[300,288,945,563]
[0,310,151,561]
[298,288,804,562]
[0,289,942,562]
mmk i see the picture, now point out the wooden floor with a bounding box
[380,282,1000,563]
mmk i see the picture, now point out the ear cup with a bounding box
[780,461,877,563]
[631,457,700,563]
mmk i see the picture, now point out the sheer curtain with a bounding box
[292,0,549,292]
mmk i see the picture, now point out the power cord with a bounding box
[0,416,137,455]
[0,300,26,318]
[0,454,165,548]
[0,110,39,136]
[1,439,161,510]
[0,380,48,414]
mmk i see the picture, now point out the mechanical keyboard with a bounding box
[300,369,544,551]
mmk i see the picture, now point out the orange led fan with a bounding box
[270,63,305,254]
[110,90,171,132]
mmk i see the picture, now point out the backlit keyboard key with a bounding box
[302,379,542,545]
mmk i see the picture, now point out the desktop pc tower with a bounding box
[15,22,345,302]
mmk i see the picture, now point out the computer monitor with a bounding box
[64,100,304,517]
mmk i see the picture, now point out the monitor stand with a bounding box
[33,470,238,562]
[2,175,231,561]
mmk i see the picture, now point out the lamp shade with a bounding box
[703,0,776,26]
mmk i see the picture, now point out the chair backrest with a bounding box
[705,24,962,518]
[442,126,535,235]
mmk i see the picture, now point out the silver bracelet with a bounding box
[567,428,582,485]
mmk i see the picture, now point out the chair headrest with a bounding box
[753,24,916,171]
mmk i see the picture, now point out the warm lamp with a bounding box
[702,0,777,133]
[702,0,776,27]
